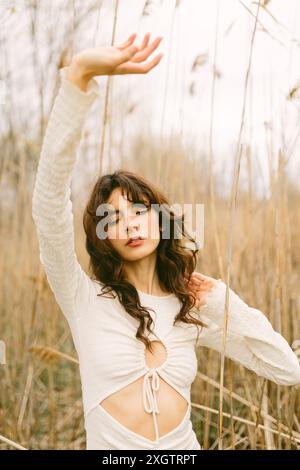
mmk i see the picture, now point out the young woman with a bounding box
[32,33,300,450]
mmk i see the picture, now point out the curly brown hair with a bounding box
[83,169,207,353]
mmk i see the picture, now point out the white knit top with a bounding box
[31,67,300,443]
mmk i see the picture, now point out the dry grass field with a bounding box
[0,0,299,450]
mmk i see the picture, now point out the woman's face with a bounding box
[100,187,161,261]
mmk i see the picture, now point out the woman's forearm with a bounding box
[197,279,300,386]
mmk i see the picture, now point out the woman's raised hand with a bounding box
[66,32,164,91]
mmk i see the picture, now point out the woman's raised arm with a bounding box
[31,67,101,321]
[32,33,164,322]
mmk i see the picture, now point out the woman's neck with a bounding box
[122,251,168,296]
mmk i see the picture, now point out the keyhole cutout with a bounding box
[144,340,167,369]
[97,339,189,443]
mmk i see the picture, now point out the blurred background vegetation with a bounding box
[0,0,300,450]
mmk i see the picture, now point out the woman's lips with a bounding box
[126,238,145,248]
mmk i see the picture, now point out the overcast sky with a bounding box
[1,0,300,197]
[117,0,300,196]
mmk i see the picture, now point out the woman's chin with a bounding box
[123,248,151,261]
[122,242,158,261]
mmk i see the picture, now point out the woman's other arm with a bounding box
[188,273,300,386]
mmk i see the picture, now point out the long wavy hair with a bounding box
[83,169,208,353]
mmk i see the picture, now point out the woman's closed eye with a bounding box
[135,207,148,215]
[130,202,149,216]
[107,205,149,225]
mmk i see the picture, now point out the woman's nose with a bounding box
[126,219,140,231]
[125,212,140,230]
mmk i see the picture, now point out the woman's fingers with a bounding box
[131,36,163,63]
[191,272,207,282]
[185,272,216,310]
[187,277,203,287]
[118,33,138,50]
[185,275,202,287]
[111,33,164,75]
[187,278,215,293]
[138,53,164,72]
[189,274,215,289]
[189,285,208,295]
[138,33,151,51]
[114,52,164,74]
[117,44,139,64]
[117,32,151,53]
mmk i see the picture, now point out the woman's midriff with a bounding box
[99,340,189,442]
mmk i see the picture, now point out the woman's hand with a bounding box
[185,272,217,309]
[65,32,164,91]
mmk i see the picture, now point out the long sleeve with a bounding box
[196,279,300,386]
[32,67,101,321]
